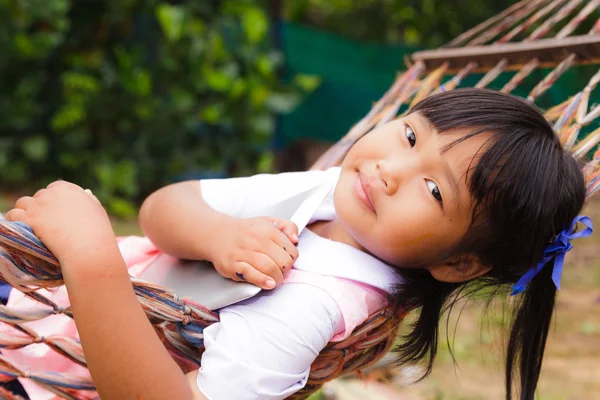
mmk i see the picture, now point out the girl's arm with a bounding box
[139,181,299,289]
[5,182,207,400]
[63,243,207,400]
[139,181,233,261]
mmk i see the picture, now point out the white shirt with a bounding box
[196,168,400,400]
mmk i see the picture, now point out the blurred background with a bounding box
[0,0,598,399]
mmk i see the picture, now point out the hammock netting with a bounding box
[1,0,600,398]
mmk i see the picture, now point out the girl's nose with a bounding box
[376,160,400,195]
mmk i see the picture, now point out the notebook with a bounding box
[138,183,332,310]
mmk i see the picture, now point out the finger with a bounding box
[262,217,298,244]
[84,189,101,205]
[249,252,284,288]
[233,261,277,290]
[271,230,299,260]
[264,241,295,274]
[270,231,298,263]
[277,220,299,244]
[47,180,83,190]
[4,208,28,223]
[15,196,34,211]
[33,189,46,198]
[46,180,67,189]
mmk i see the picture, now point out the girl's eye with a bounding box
[405,125,416,147]
[427,180,443,204]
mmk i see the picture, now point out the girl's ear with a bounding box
[427,255,491,283]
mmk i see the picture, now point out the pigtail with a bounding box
[505,263,556,400]
[392,269,460,379]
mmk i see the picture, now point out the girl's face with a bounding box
[335,112,491,268]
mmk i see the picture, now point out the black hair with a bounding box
[392,88,586,400]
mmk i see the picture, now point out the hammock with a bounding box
[1,0,600,398]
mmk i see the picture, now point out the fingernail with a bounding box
[265,279,276,289]
[292,234,298,242]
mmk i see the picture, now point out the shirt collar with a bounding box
[294,228,402,293]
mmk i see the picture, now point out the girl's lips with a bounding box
[355,173,376,213]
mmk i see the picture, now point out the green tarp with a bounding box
[279,23,419,145]
[280,22,600,146]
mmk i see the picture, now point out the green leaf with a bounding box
[265,92,301,113]
[108,197,137,218]
[155,3,185,42]
[403,26,421,45]
[293,74,322,92]
[134,102,153,120]
[22,136,49,162]
[63,71,100,93]
[14,33,36,58]
[249,84,270,107]
[242,7,268,44]
[200,103,225,123]
[229,78,247,99]
[171,89,195,112]
[256,55,273,76]
[257,151,273,173]
[114,160,138,197]
[132,69,152,96]
[250,113,274,137]
[51,104,86,131]
[204,69,232,92]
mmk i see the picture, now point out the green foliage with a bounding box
[0,0,314,216]
[284,0,518,48]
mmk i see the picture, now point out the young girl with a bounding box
[1,88,591,400]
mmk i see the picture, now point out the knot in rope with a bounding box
[181,305,192,325]
[53,306,66,315]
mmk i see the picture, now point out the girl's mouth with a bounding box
[355,173,376,213]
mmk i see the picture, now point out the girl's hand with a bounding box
[210,216,299,290]
[5,181,117,264]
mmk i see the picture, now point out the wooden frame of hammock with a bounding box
[412,35,600,73]
[1,1,600,399]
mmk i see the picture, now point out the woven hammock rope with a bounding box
[1,0,600,399]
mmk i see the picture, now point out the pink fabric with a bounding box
[284,270,387,342]
[1,236,385,399]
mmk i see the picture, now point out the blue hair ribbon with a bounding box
[511,215,593,296]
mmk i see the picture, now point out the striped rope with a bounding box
[527,53,577,101]
[0,354,96,400]
[556,0,600,39]
[498,0,567,43]
[469,0,547,46]
[475,59,509,89]
[589,17,600,35]
[446,0,533,47]
[501,58,540,94]
[527,0,585,40]
[436,62,478,94]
